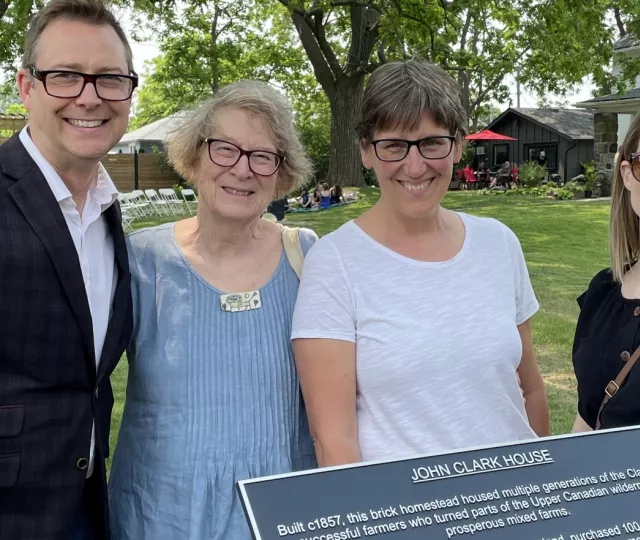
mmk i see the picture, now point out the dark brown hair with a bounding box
[357,60,468,142]
[22,0,134,72]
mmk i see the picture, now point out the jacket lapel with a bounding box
[3,135,96,369]
[96,202,131,383]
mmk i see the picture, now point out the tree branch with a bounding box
[459,8,472,52]
[470,69,508,112]
[332,0,381,11]
[0,0,10,20]
[310,8,343,80]
[210,3,220,93]
[278,0,338,100]
[377,37,388,63]
[380,5,407,59]
[614,6,626,37]
[345,2,381,75]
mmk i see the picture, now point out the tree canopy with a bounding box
[1,0,639,185]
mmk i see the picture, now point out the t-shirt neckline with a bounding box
[347,211,471,268]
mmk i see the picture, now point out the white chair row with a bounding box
[118,188,198,222]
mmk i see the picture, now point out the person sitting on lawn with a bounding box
[312,184,321,206]
[318,182,332,208]
[291,60,550,469]
[108,80,317,540]
[572,111,640,433]
[330,184,345,205]
[299,188,312,208]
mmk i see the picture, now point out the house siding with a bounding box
[479,112,592,181]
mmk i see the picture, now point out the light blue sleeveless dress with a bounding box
[108,222,318,539]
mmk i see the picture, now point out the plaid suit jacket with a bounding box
[0,134,132,540]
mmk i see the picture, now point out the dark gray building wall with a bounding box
[563,140,594,180]
[477,113,592,181]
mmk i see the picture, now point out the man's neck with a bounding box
[28,127,99,214]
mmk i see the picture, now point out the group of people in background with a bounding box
[298,182,346,209]
[460,160,518,189]
[1,1,639,540]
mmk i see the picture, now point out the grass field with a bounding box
[108,189,611,470]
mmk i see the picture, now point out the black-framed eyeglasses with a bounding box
[28,66,138,101]
[369,134,457,162]
[203,138,285,176]
[627,152,640,182]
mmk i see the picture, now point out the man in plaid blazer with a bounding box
[0,1,136,538]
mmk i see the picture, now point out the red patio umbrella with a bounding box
[465,129,517,141]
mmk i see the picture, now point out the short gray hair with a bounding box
[22,0,134,73]
[167,80,313,198]
[357,61,468,141]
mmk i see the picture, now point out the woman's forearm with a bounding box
[524,387,551,437]
[313,434,362,468]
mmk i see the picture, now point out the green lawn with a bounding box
[108,189,611,469]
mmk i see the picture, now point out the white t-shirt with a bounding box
[291,212,539,462]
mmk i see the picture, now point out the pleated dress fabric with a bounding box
[108,223,317,539]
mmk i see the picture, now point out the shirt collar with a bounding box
[19,125,119,212]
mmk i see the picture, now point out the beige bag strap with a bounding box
[595,344,640,430]
[281,226,304,280]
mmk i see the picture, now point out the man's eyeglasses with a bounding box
[203,138,285,177]
[28,66,138,101]
[369,134,457,162]
[627,152,640,182]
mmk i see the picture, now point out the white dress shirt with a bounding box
[20,127,119,477]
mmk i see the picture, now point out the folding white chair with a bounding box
[159,188,186,215]
[144,189,172,216]
[118,193,143,219]
[121,209,135,234]
[129,190,155,217]
[181,188,198,215]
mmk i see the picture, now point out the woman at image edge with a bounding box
[291,60,550,467]
[572,112,640,433]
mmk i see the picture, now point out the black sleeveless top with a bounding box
[572,268,640,429]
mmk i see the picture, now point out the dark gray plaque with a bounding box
[238,427,640,540]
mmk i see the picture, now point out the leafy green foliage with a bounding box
[519,161,548,187]
[481,185,578,200]
[113,0,640,186]
[0,77,20,113]
[0,0,45,71]
[581,160,596,191]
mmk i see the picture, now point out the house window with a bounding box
[525,144,557,171]
[493,144,509,168]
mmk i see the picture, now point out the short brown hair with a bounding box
[167,80,313,198]
[22,0,134,73]
[357,61,468,141]
[610,113,640,282]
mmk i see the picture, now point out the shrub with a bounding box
[581,160,596,191]
[518,161,547,187]
[480,185,576,200]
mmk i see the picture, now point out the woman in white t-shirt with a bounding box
[291,60,550,467]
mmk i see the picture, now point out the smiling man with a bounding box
[0,1,135,539]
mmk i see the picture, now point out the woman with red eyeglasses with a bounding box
[572,112,640,432]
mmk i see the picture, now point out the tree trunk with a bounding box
[326,76,366,187]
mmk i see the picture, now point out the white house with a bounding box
[111,111,190,154]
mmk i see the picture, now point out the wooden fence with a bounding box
[0,115,27,134]
[102,153,184,192]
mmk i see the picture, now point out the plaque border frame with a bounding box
[237,425,640,540]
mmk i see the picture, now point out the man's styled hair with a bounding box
[22,0,134,73]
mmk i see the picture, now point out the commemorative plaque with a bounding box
[238,427,640,540]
